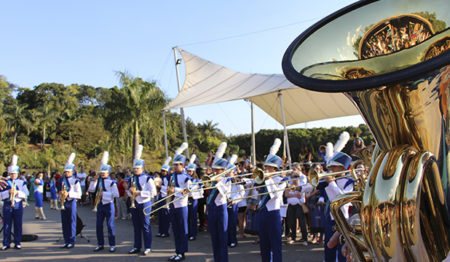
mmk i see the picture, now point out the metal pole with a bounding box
[173,47,189,156]
[163,111,169,158]
[278,91,292,166]
[251,102,256,167]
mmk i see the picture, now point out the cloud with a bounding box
[346,32,351,46]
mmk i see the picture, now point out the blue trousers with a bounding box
[96,202,115,246]
[258,207,282,262]
[2,200,23,247]
[34,191,43,208]
[130,201,152,249]
[207,203,228,262]
[227,203,238,245]
[324,219,346,262]
[157,198,170,235]
[188,198,198,238]
[169,205,188,254]
[61,199,77,245]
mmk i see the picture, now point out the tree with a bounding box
[3,100,33,148]
[36,104,58,149]
[104,72,167,160]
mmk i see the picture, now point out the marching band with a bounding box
[0,132,369,262]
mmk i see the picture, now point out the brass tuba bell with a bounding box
[282,0,450,261]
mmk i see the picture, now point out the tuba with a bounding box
[282,0,449,261]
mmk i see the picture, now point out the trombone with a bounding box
[308,167,363,187]
[251,168,293,184]
[190,166,236,188]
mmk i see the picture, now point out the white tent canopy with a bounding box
[165,47,359,126]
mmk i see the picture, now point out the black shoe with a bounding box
[168,254,178,261]
[67,244,74,249]
[128,247,140,254]
[143,248,151,256]
[156,233,162,237]
[1,246,10,251]
[93,246,104,252]
[109,246,116,253]
[188,236,196,241]
[160,233,169,238]
[60,244,68,249]
[14,245,21,250]
[230,243,237,248]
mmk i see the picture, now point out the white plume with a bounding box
[175,142,188,155]
[228,154,238,165]
[215,142,227,159]
[269,138,282,155]
[11,155,18,166]
[163,156,172,166]
[325,142,334,162]
[334,131,350,153]
[67,153,76,165]
[189,154,197,165]
[135,145,143,160]
[101,151,109,165]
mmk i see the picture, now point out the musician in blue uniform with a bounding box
[226,154,240,248]
[207,142,232,262]
[156,156,171,238]
[1,155,29,250]
[257,138,287,262]
[319,132,354,262]
[186,154,202,241]
[59,152,82,249]
[127,145,157,256]
[88,152,120,253]
[162,142,191,261]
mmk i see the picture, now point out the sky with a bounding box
[0,0,364,136]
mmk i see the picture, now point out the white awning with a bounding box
[165,47,359,126]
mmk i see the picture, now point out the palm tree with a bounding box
[36,103,58,149]
[3,103,33,148]
[198,120,222,137]
[105,72,167,160]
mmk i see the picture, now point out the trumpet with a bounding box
[93,185,103,212]
[60,183,67,210]
[307,168,362,188]
[10,180,16,207]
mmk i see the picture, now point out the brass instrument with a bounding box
[192,166,236,188]
[282,0,450,261]
[251,168,293,184]
[93,183,103,212]
[129,179,137,209]
[10,180,16,207]
[307,168,362,188]
[60,183,67,210]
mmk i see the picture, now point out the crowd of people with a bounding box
[0,132,369,262]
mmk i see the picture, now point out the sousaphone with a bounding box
[282,0,449,261]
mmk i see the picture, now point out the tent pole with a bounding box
[251,101,256,167]
[163,111,169,159]
[278,91,292,167]
[173,47,189,156]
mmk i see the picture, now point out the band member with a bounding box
[226,154,240,248]
[49,174,59,210]
[88,152,119,253]
[34,172,46,220]
[186,154,202,241]
[319,132,353,262]
[258,138,287,262]
[59,153,82,249]
[162,142,190,261]
[1,155,29,250]
[156,156,171,238]
[127,145,157,256]
[207,142,232,262]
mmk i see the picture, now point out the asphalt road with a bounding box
[0,201,324,262]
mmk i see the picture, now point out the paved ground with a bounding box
[0,201,324,261]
